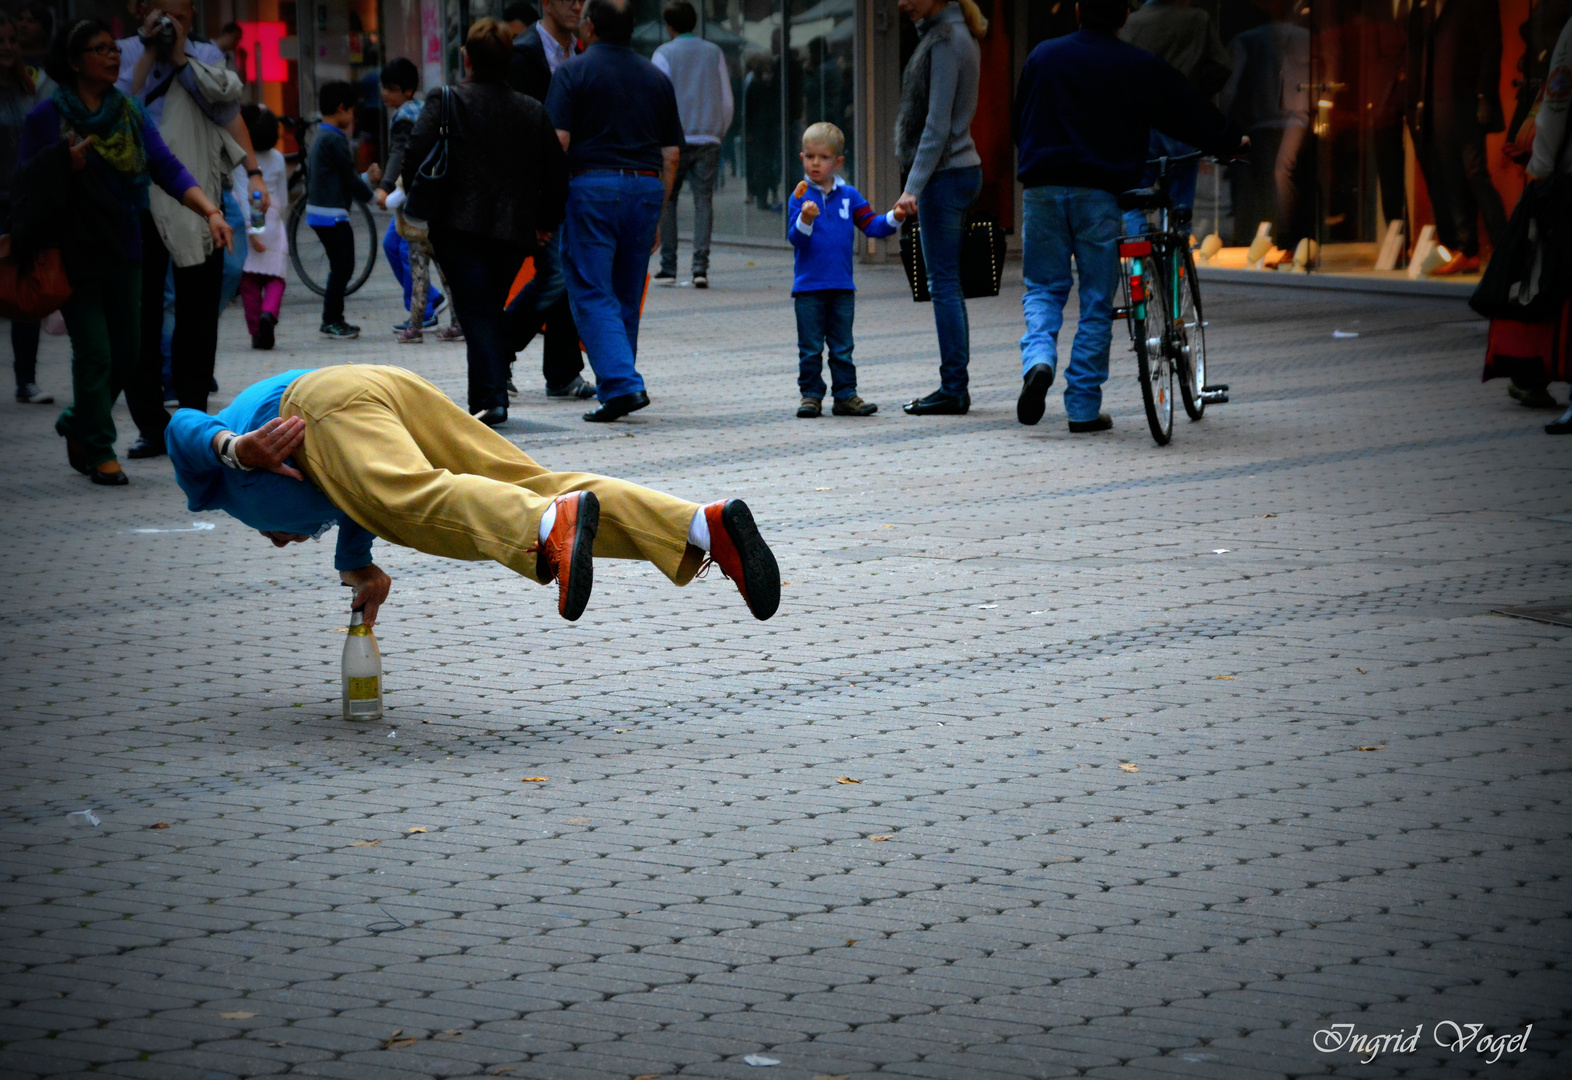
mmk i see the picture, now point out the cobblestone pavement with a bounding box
[3,243,1570,1080]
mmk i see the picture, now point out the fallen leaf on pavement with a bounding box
[149,822,170,829]
[1215,675,1235,680]
[846,939,856,945]
[814,487,831,491]
[382,1029,419,1050]
[219,1011,255,1019]
[1119,764,1139,773]
[836,777,861,784]
[487,1069,520,1077]
[814,1075,852,1080]
[881,524,895,528]
[1357,668,1366,674]
[870,835,892,841]
[432,1029,463,1041]
[349,840,382,848]
[614,729,627,733]
[635,1074,664,1079]
[520,777,549,783]
[405,827,427,834]
[1357,745,1386,752]
[1254,513,1277,518]
[568,818,590,824]
[743,1055,780,1067]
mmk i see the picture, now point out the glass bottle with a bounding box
[341,609,383,721]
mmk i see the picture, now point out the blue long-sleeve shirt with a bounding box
[164,370,376,571]
[1014,29,1241,194]
[786,176,899,293]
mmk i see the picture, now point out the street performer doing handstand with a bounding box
[164,364,780,625]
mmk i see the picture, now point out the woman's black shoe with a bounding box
[90,463,128,486]
[126,436,165,459]
[583,390,650,423]
[253,313,276,350]
[903,390,970,415]
[473,407,508,426]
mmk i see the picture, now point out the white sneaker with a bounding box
[693,273,709,289]
[15,382,53,404]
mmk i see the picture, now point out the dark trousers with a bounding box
[1416,116,1508,257]
[1372,123,1406,227]
[12,318,40,390]
[503,231,585,391]
[431,229,528,413]
[312,221,356,325]
[795,289,857,400]
[135,211,222,440]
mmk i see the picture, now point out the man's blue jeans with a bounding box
[1122,131,1199,236]
[1021,185,1121,424]
[562,172,664,402]
[383,220,444,320]
[795,289,857,400]
[916,165,982,397]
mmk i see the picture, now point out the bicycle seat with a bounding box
[1118,186,1171,211]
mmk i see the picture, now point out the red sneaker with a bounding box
[699,499,780,620]
[534,491,599,621]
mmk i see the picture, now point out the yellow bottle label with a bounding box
[348,624,372,637]
[347,676,379,700]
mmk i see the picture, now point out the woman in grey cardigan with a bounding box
[895,0,986,416]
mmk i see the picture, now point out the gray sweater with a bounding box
[895,4,981,197]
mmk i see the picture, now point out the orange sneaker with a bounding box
[699,499,780,620]
[534,491,599,620]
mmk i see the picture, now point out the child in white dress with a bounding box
[231,106,288,349]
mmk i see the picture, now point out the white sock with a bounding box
[538,502,557,544]
[687,507,710,551]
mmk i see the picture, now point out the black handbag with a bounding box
[1469,173,1572,322]
[402,87,451,223]
[899,215,1007,302]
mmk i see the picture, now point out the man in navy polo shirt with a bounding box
[547,0,684,423]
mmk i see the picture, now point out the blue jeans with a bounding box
[1122,131,1199,237]
[562,173,664,401]
[383,220,444,319]
[430,229,528,412]
[218,190,246,312]
[1021,185,1122,424]
[916,165,983,397]
[795,290,857,400]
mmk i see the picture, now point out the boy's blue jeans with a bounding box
[1021,184,1122,424]
[562,172,664,402]
[795,289,857,400]
[383,220,445,320]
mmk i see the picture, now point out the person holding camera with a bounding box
[113,0,265,460]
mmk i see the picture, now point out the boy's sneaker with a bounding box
[16,382,53,404]
[796,396,822,419]
[435,324,464,342]
[833,395,876,417]
[252,313,276,350]
[320,321,360,339]
[396,326,423,344]
[654,270,677,284]
[693,273,709,289]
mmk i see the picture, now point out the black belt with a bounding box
[571,168,660,178]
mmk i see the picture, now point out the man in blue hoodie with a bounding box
[1013,0,1245,433]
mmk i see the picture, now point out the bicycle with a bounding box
[281,117,379,299]
[1115,151,1229,446]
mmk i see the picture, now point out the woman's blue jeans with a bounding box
[916,165,983,397]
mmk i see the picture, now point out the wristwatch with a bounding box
[246,168,263,178]
[217,433,254,471]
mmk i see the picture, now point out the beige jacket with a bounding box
[148,56,244,267]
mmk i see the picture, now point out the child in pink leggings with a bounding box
[232,106,288,350]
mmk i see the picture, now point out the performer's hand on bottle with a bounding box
[341,564,392,627]
[236,416,307,480]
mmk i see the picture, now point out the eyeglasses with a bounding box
[82,42,122,57]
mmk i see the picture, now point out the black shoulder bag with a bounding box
[402,87,451,224]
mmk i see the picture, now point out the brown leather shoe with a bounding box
[534,491,599,620]
[699,499,780,620]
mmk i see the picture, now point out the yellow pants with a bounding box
[280,365,704,585]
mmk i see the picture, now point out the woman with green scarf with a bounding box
[14,18,231,486]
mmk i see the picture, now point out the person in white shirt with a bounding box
[652,0,732,288]
[229,106,288,350]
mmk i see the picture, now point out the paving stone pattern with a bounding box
[2,246,1570,1080]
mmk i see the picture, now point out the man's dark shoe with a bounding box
[654,270,677,284]
[62,434,89,475]
[90,462,128,486]
[473,406,507,426]
[693,273,709,289]
[547,375,597,399]
[534,490,599,621]
[1068,413,1113,433]
[506,377,518,397]
[126,436,165,459]
[253,312,276,350]
[320,321,360,339]
[583,390,649,423]
[1017,363,1055,426]
[797,396,822,419]
[903,390,969,416]
[832,395,877,416]
[700,499,780,620]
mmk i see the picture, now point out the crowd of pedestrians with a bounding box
[2,0,1566,506]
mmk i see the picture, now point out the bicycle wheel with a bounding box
[288,200,380,298]
[1175,245,1207,421]
[1136,253,1174,446]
